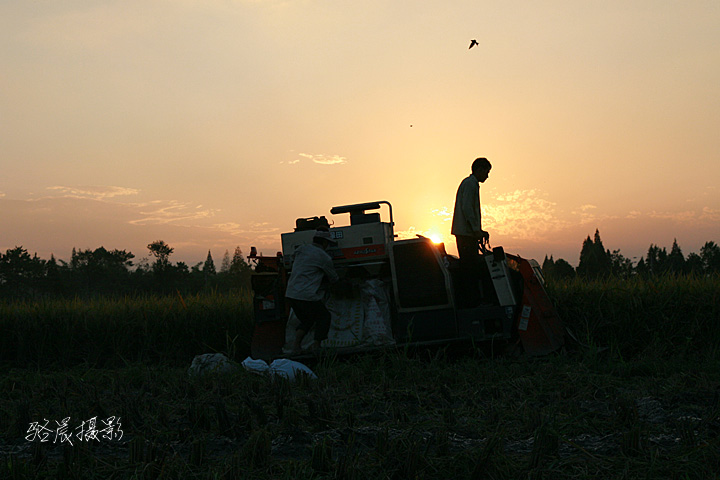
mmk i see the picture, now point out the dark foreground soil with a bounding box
[2,349,719,479]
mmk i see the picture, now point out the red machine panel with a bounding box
[509,255,564,355]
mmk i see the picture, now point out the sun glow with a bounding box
[429,232,444,244]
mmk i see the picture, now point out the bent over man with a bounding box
[285,229,339,354]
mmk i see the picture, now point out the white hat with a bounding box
[313,229,338,245]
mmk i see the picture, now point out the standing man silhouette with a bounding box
[451,157,492,306]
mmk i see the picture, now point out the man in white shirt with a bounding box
[451,157,492,305]
[285,229,340,353]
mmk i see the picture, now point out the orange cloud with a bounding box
[482,189,569,239]
[297,153,347,165]
[45,185,140,200]
[647,207,720,224]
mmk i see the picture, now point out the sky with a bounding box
[2,0,718,268]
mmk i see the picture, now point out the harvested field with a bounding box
[2,349,720,479]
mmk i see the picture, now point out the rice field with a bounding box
[548,274,720,359]
[1,275,719,479]
[0,290,255,368]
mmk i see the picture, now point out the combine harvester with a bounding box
[248,201,563,360]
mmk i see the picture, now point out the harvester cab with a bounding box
[248,200,563,360]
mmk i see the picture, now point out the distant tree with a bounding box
[0,246,45,297]
[686,252,704,275]
[610,249,633,278]
[202,250,216,289]
[594,230,612,276]
[229,247,247,273]
[657,246,668,273]
[220,250,231,273]
[70,247,135,295]
[577,236,594,277]
[71,247,134,272]
[645,244,668,275]
[203,250,216,276]
[147,240,174,272]
[44,254,62,294]
[540,254,576,280]
[666,239,686,274]
[553,258,576,279]
[134,256,151,273]
[635,257,648,277]
[70,247,79,269]
[700,241,720,274]
[577,229,612,278]
[542,255,555,277]
[227,246,251,289]
[157,260,190,294]
[175,262,190,276]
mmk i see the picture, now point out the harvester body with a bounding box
[248,201,563,360]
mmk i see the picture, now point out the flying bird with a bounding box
[469,39,479,49]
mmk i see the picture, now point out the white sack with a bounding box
[241,356,317,382]
[241,356,271,375]
[270,358,318,381]
[188,353,239,376]
[360,279,394,346]
[282,279,395,352]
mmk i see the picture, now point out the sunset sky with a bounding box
[2,1,718,268]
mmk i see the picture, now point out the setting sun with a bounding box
[428,232,444,244]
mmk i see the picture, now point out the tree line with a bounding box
[543,229,720,280]
[0,240,252,300]
[2,231,718,299]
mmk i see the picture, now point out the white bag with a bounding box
[241,356,317,382]
[360,280,394,346]
[188,353,238,376]
[270,358,318,381]
[324,296,364,347]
